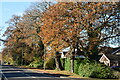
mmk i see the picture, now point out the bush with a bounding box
[60,58,119,79]
[112,71,120,79]
[60,57,83,73]
[74,58,82,74]
[29,59,43,68]
[64,58,71,71]
[45,58,55,69]
[78,58,118,79]
[90,64,113,78]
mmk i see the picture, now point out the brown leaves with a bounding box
[39,2,120,58]
[2,2,119,62]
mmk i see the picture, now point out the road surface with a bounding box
[0,65,85,80]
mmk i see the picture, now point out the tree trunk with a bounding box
[55,51,63,71]
[70,48,75,73]
[70,57,74,73]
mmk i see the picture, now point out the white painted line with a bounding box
[6,65,57,80]
[1,71,8,80]
[7,66,40,80]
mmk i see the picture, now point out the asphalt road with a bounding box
[0,65,86,80]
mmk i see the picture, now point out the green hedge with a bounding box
[74,58,82,74]
[64,58,71,71]
[60,58,119,79]
[61,57,82,73]
[78,58,118,79]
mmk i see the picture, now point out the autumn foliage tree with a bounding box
[39,2,120,72]
[1,1,120,72]
[2,2,53,65]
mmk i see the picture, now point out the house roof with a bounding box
[99,47,120,61]
[100,47,120,54]
[105,54,120,61]
[99,54,110,62]
[112,48,120,54]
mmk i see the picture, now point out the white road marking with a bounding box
[2,65,42,80]
[2,65,66,80]
[1,71,8,80]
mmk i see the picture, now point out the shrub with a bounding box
[64,58,71,71]
[78,58,118,79]
[78,62,93,77]
[60,57,83,73]
[90,64,112,78]
[29,59,43,68]
[45,58,55,69]
[112,71,120,79]
[74,58,81,74]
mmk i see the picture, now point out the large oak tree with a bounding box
[39,2,120,72]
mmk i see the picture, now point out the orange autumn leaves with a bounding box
[39,2,112,50]
[2,2,120,62]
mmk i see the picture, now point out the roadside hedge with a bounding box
[74,58,82,74]
[61,57,82,73]
[78,58,119,79]
[64,58,71,71]
[61,58,119,79]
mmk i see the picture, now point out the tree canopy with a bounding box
[1,2,120,71]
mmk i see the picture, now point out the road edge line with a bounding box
[1,71,8,80]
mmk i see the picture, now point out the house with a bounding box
[61,52,67,58]
[61,51,85,59]
[99,47,120,67]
